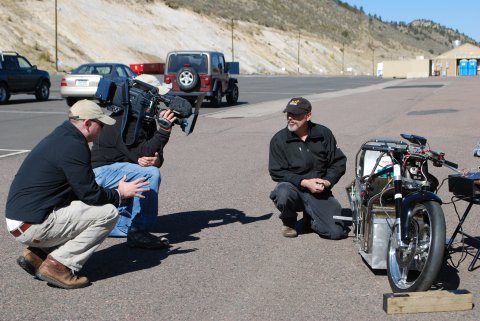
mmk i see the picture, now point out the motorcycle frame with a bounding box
[349,137,443,269]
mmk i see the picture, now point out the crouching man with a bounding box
[5,100,149,289]
[268,97,349,239]
[91,74,176,249]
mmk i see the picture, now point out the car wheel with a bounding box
[210,87,222,107]
[35,81,50,101]
[66,97,78,107]
[226,83,239,105]
[0,83,10,104]
[176,67,199,91]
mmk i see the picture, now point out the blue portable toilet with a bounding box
[468,59,477,76]
[459,59,469,76]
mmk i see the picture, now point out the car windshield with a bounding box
[74,65,112,75]
[167,54,208,74]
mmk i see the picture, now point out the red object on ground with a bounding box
[129,63,165,75]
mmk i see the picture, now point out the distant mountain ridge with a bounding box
[165,0,478,52]
[393,19,478,55]
[1,0,477,75]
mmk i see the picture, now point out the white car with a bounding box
[60,63,137,106]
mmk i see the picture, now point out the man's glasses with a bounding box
[91,119,104,128]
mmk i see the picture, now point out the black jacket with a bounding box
[91,113,171,168]
[6,121,120,223]
[268,122,347,188]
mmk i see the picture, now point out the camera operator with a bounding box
[91,74,175,249]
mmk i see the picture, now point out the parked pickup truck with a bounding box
[0,51,50,104]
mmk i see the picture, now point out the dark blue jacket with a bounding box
[6,121,120,223]
[90,113,170,168]
[269,122,347,188]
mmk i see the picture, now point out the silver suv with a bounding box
[163,51,239,107]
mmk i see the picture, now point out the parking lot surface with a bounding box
[1,76,480,320]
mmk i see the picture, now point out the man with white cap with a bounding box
[91,74,176,249]
[5,100,149,289]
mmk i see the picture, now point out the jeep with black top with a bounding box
[163,51,238,107]
[0,51,50,104]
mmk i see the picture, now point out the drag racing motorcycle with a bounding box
[346,134,458,292]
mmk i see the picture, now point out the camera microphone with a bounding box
[157,96,193,130]
[168,96,192,118]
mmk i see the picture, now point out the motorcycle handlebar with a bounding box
[443,159,458,169]
[425,150,458,169]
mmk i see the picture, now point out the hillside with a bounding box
[0,0,477,75]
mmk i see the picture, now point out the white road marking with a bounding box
[0,110,65,115]
[0,149,30,158]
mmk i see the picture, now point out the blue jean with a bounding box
[93,163,161,237]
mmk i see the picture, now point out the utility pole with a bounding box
[341,30,349,75]
[231,19,234,62]
[368,42,375,76]
[372,47,375,76]
[297,30,300,74]
[55,0,58,71]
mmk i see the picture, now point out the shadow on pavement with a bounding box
[153,208,273,243]
[82,243,195,282]
[4,98,64,105]
[83,208,272,282]
[432,261,460,290]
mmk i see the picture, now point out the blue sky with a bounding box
[343,1,480,42]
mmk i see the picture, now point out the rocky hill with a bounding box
[0,0,477,75]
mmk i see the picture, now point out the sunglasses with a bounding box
[90,119,104,128]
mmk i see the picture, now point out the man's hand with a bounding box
[117,176,150,199]
[158,109,177,131]
[138,152,161,167]
[300,178,331,194]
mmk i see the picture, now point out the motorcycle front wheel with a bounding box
[387,201,445,292]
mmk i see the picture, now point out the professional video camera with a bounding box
[95,77,202,145]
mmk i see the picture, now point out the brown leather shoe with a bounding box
[36,255,90,289]
[282,226,298,238]
[16,247,48,276]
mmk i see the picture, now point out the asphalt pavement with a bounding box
[1,76,480,321]
[0,75,385,150]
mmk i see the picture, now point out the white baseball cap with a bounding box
[134,74,170,95]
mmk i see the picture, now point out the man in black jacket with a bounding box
[91,74,176,249]
[5,100,149,289]
[268,97,348,239]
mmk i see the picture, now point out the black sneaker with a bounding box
[126,230,170,249]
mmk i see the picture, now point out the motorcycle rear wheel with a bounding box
[387,201,445,292]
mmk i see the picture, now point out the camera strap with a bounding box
[121,86,152,147]
[110,78,137,147]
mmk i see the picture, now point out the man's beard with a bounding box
[287,123,298,132]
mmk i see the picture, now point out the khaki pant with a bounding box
[16,201,118,271]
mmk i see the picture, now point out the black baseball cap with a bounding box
[283,97,312,114]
